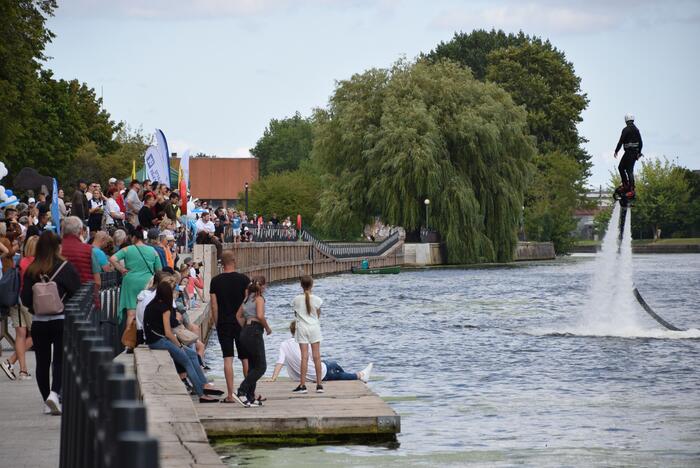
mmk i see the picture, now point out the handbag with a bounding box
[174,325,198,346]
[121,320,137,348]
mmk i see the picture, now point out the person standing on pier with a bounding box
[292,276,324,394]
[235,276,272,407]
[210,250,250,403]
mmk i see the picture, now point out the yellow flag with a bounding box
[131,160,136,180]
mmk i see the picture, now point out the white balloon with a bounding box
[0,161,7,180]
[0,185,6,201]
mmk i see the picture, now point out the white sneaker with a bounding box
[43,403,51,415]
[1,360,16,381]
[359,363,373,383]
[18,371,32,380]
[45,391,62,415]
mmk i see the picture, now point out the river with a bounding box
[205,253,700,467]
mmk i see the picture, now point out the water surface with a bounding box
[206,254,700,467]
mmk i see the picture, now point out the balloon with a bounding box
[5,189,12,197]
[0,195,18,208]
[0,161,7,180]
[0,185,5,201]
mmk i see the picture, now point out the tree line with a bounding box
[0,1,148,195]
[250,30,591,262]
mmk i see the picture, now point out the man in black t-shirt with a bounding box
[138,192,158,229]
[210,249,250,402]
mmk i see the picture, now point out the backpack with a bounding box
[0,267,20,317]
[32,261,68,315]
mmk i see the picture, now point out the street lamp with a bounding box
[244,182,249,213]
[424,198,430,230]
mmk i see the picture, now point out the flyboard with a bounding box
[612,187,686,331]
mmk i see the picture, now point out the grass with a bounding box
[575,238,700,246]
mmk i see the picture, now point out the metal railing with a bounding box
[222,223,299,243]
[95,271,124,357]
[60,278,159,468]
[301,229,402,259]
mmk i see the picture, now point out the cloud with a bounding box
[58,0,377,19]
[430,0,700,35]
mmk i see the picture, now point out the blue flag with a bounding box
[51,178,61,236]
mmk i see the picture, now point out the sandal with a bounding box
[256,395,267,402]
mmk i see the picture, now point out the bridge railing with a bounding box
[301,229,402,259]
[222,224,299,242]
[60,277,159,468]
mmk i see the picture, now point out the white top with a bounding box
[276,338,327,381]
[196,219,215,233]
[291,293,323,326]
[135,289,156,330]
[126,189,143,214]
[104,197,122,225]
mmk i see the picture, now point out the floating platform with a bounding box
[196,380,400,443]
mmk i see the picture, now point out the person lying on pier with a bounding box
[142,280,223,403]
[267,321,373,384]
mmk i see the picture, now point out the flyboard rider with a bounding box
[613,114,643,203]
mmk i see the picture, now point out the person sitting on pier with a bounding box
[142,280,222,403]
[267,321,373,384]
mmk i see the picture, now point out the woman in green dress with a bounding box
[109,227,162,350]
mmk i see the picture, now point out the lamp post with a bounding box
[424,198,430,230]
[244,182,249,213]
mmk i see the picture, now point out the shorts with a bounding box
[217,322,248,359]
[9,304,32,330]
[295,321,322,344]
[232,228,241,236]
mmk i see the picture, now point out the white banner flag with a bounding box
[180,149,190,186]
[155,128,171,187]
[144,145,170,187]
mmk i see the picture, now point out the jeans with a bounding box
[32,319,64,401]
[238,323,266,401]
[323,360,358,381]
[149,338,207,396]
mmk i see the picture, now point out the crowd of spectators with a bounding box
[0,175,318,417]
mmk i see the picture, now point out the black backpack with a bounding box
[0,267,20,316]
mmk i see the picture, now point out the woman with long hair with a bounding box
[109,227,162,352]
[234,275,272,407]
[292,276,324,394]
[1,235,39,381]
[20,231,80,415]
[142,281,221,403]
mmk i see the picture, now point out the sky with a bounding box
[44,0,700,188]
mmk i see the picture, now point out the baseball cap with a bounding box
[28,197,36,204]
[108,177,117,184]
[147,228,160,240]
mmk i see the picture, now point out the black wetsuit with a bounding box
[615,122,643,189]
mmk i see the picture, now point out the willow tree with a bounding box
[313,60,535,263]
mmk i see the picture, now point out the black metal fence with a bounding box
[60,278,159,468]
[301,229,402,259]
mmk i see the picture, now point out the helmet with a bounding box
[624,113,635,123]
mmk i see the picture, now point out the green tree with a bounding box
[632,157,691,239]
[0,0,56,164]
[10,70,121,183]
[427,29,528,80]
[524,152,581,253]
[250,112,314,176]
[313,59,535,263]
[241,162,322,227]
[427,29,589,170]
[681,168,700,237]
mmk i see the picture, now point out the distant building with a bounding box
[172,155,259,208]
[573,186,612,240]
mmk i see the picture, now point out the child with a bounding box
[292,276,324,393]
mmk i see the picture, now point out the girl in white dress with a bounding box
[292,276,324,393]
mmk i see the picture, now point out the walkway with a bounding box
[0,345,60,468]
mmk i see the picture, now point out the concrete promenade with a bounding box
[0,346,60,468]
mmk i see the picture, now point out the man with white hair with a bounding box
[60,216,93,284]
